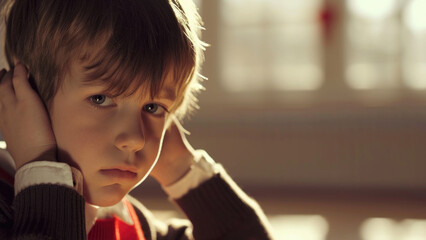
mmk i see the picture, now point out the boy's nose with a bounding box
[114,117,145,152]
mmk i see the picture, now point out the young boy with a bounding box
[0,0,273,239]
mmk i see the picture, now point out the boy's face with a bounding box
[49,62,176,206]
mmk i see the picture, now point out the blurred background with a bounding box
[147,0,425,239]
[2,0,426,239]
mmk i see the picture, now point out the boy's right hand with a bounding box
[0,63,57,170]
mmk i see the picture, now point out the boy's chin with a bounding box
[84,187,128,207]
[86,197,124,207]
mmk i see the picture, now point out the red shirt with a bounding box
[88,199,145,240]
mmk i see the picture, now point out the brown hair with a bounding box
[2,0,206,119]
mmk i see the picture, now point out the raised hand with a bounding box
[0,63,57,170]
[150,116,195,186]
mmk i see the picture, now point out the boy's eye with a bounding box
[89,95,114,107]
[143,103,167,116]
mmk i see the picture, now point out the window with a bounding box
[402,0,426,90]
[200,0,426,108]
[345,0,426,91]
[360,218,426,240]
[269,214,329,240]
[219,0,324,92]
[345,0,401,90]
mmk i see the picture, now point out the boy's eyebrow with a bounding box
[78,79,106,88]
[79,79,176,101]
[158,87,177,101]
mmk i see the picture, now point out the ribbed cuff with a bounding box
[13,184,86,240]
[163,150,219,199]
[15,161,74,196]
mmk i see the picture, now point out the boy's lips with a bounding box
[103,165,138,173]
[99,165,138,180]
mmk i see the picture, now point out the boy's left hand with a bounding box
[150,117,195,187]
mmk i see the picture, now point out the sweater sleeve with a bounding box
[0,154,87,240]
[3,184,87,240]
[174,164,274,240]
[130,164,274,240]
[0,155,87,240]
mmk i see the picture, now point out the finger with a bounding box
[12,63,36,100]
[0,71,16,105]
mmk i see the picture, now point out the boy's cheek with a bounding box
[145,129,166,155]
[140,125,167,163]
[143,116,166,139]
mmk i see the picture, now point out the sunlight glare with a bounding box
[403,0,426,32]
[348,0,397,20]
[360,218,398,240]
[360,218,426,240]
[268,214,328,240]
[403,63,426,90]
[345,63,379,89]
[399,219,426,240]
[275,64,323,91]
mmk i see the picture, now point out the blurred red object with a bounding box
[319,2,336,42]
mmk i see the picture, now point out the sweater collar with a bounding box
[86,197,134,233]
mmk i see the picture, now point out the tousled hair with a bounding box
[2,0,206,119]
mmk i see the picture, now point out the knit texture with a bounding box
[0,166,273,239]
[175,167,273,240]
[13,184,86,240]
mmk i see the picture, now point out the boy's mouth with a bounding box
[100,169,138,180]
[100,166,138,180]
[102,164,138,172]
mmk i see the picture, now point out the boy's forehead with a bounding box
[65,60,177,101]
